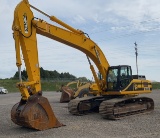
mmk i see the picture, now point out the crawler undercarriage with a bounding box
[68,96,154,119]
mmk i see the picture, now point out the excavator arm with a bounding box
[11,0,109,130]
[13,0,110,96]
[12,0,41,100]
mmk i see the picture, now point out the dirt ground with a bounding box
[0,90,159,138]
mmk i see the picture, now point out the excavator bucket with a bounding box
[60,86,74,103]
[11,93,64,130]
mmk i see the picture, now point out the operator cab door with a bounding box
[119,66,132,90]
[107,66,132,91]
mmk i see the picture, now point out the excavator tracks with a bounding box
[68,96,103,115]
[99,97,154,119]
[68,96,154,119]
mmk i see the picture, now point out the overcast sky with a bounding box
[0,0,160,82]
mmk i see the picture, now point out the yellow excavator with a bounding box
[11,0,154,130]
[60,80,92,103]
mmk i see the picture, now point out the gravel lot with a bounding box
[0,90,159,138]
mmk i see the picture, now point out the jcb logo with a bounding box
[23,13,28,33]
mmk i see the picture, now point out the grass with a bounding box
[0,79,69,92]
[41,81,68,92]
[152,82,160,89]
[0,79,159,93]
[0,79,19,92]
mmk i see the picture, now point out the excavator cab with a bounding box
[107,65,132,91]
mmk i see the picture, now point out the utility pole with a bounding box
[134,42,138,75]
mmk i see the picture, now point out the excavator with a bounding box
[11,0,154,130]
[60,80,91,103]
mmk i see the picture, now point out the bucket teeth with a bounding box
[11,93,64,130]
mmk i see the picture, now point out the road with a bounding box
[0,90,159,138]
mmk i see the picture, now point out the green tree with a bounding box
[13,67,77,80]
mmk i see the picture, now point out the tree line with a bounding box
[12,67,77,80]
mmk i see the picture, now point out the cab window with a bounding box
[120,66,131,89]
[107,68,118,90]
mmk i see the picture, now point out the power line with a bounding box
[95,27,160,42]
[90,16,160,35]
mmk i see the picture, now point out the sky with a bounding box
[0,0,160,82]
